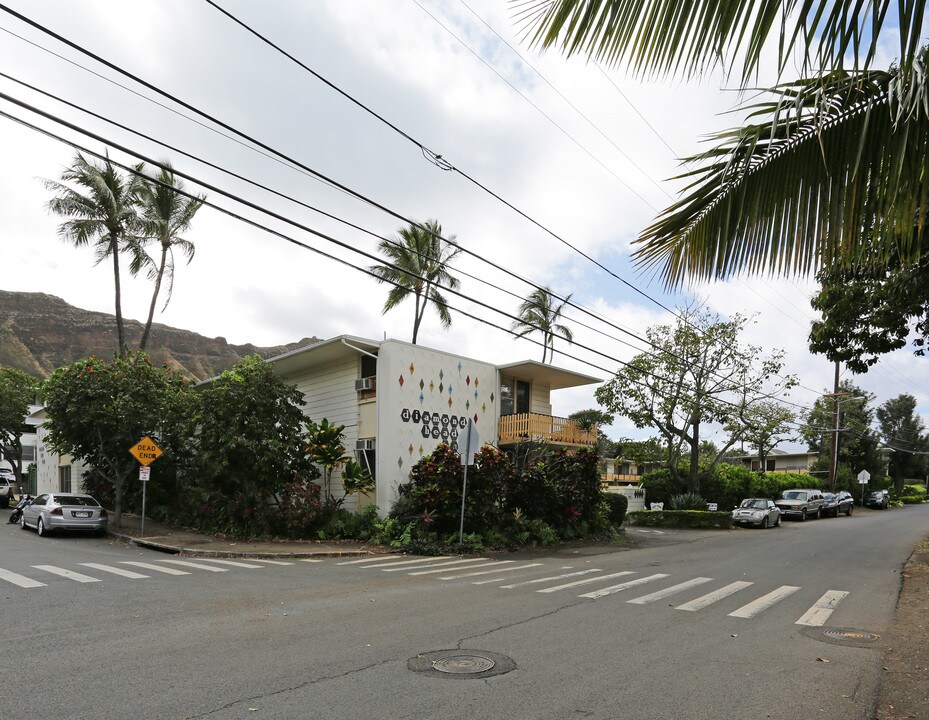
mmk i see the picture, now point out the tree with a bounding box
[41,352,193,528]
[138,162,205,351]
[729,400,797,472]
[876,394,929,492]
[518,2,929,287]
[512,287,574,363]
[569,408,613,455]
[595,308,794,493]
[45,153,147,356]
[196,355,315,507]
[0,367,39,489]
[801,382,882,489]
[306,418,373,507]
[809,248,929,373]
[369,220,461,344]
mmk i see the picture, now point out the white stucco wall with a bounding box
[374,340,498,511]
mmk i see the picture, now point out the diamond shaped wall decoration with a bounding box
[429,380,435,392]
[457,361,462,373]
[466,374,471,386]
[482,402,486,413]
[397,457,403,469]
[473,413,478,423]
[418,445,424,456]
[409,362,415,375]
[474,377,479,387]
[490,392,495,402]
[419,379,424,390]
[408,443,414,455]
[474,390,478,400]
[448,397,453,408]
[465,399,470,410]
[398,375,404,387]
[439,382,444,393]
[439,369,444,381]
[419,392,424,404]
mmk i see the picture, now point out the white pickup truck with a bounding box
[0,469,17,508]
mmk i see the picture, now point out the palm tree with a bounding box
[511,287,574,363]
[45,153,146,356]
[517,1,929,287]
[370,220,462,344]
[138,163,205,351]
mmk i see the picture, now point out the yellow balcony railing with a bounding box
[497,413,596,447]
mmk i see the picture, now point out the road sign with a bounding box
[459,419,480,466]
[139,466,151,482]
[130,436,163,466]
[858,470,871,485]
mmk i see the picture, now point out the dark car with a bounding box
[821,491,854,517]
[864,489,890,509]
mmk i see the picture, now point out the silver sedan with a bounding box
[731,498,782,529]
[20,493,108,537]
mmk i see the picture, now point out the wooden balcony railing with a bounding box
[497,413,597,447]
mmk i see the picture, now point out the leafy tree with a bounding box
[0,367,39,488]
[305,418,373,506]
[809,248,929,373]
[595,308,794,493]
[512,287,574,363]
[518,2,929,287]
[41,352,193,527]
[369,219,462,344]
[801,382,882,489]
[45,153,147,356]
[726,400,797,472]
[138,162,205,351]
[876,394,929,492]
[196,355,315,508]
[569,408,613,454]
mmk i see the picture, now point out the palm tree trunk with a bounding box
[110,234,126,357]
[140,244,168,351]
[411,289,424,344]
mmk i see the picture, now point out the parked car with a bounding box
[864,489,890,509]
[732,498,782,528]
[821,491,855,517]
[775,489,826,520]
[19,493,108,537]
[0,474,16,508]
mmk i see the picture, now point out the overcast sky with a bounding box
[1,0,926,451]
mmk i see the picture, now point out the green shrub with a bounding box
[701,464,755,510]
[667,493,708,510]
[602,492,628,525]
[639,469,686,505]
[626,510,732,529]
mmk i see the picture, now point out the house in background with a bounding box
[29,407,90,496]
[1,404,41,495]
[268,335,601,512]
[733,448,819,474]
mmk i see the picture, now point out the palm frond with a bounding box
[632,55,929,287]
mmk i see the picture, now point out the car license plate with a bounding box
[73,511,91,518]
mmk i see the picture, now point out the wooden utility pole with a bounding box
[827,361,840,492]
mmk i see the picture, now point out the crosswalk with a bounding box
[335,555,851,627]
[0,553,852,629]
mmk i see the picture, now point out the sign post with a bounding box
[129,436,163,538]
[858,469,871,508]
[458,419,480,544]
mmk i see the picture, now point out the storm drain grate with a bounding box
[409,649,515,679]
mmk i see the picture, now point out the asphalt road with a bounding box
[3,504,928,720]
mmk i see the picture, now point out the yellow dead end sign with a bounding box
[130,436,163,466]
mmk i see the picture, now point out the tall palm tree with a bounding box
[516,1,929,287]
[370,220,462,344]
[138,162,205,351]
[512,287,574,363]
[45,153,146,356]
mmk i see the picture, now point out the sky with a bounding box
[1,0,927,454]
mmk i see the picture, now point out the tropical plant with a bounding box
[0,367,39,488]
[511,286,573,363]
[667,493,708,511]
[516,1,929,287]
[306,418,351,503]
[369,219,461,344]
[45,153,147,356]
[138,162,205,351]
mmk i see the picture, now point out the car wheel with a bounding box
[761,516,769,529]
[814,507,821,519]
[775,514,782,527]
[846,505,853,516]
[37,517,47,537]
[801,508,807,521]
[20,513,27,530]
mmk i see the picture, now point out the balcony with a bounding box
[497,413,596,448]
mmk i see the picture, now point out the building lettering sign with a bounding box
[129,436,163,466]
[401,408,469,451]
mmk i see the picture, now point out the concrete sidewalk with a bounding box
[108,513,382,559]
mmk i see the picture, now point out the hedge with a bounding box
[603,492,629,526]
[626,510,732,529]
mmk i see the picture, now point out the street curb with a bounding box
[107,531,376,559]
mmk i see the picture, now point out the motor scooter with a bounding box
[8,494,31,524]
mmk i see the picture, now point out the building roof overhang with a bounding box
[266,335,382,378]
[496,360,602,390]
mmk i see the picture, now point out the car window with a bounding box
[33,494,48,506]
[783,491,807,500]
[55,496,99,507]
[751,500,768,509]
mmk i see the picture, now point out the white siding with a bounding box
[530,381,552,416]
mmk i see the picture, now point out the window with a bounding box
[356,448,376,482]
[21,445,36,462]
[58,465,72,493]
[500,378,530,416]
[361,354,377,379]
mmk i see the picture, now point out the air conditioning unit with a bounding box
[356,439,376,451]
[355,377,374,391]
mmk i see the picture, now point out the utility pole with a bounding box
[827,361,840,492]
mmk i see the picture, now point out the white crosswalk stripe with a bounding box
[676,581,754,611]
[158,559,229,573]
[627,577,713,605]
[80,563,149,579]
[121,561,191,576]
[795,590,849,626]
[359,556,452,569]
[436,561,519,579]
[299,559,325,563]
[537,570,636,594]
[438,562,543,581]
[467,563,545,583]
[729,585,801,618]
[33,565,101,583]
[189,558,265,569]
[579,573,669,599]
[248,559,294,566]
[0,568,46,588]
[337,555,403,565]
[501,568,602,589]
[389,558,488,574]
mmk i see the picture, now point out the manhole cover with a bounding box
[433,655,496,674]
[824,629,880,642]
[409,649,516,679]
